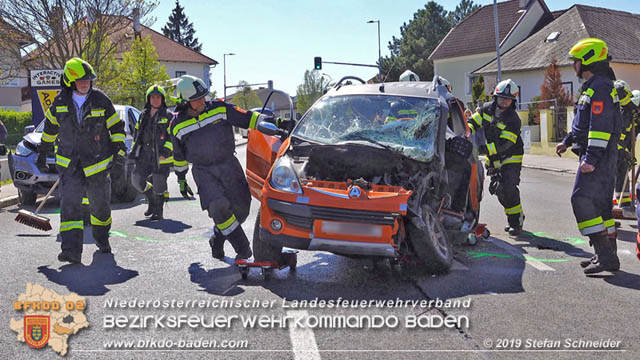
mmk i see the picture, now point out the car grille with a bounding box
[267,199,398,230]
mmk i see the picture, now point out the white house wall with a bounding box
[434,52,496,104]
[160,61,211,88]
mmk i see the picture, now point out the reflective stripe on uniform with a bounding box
[42,132,57,143]
[173,107,227,140]
[496,122,506,130]
[56,106,68,113]
[610,88,619,103]
[45,109,59,126]
[620,133,626,140]
[487,143,497,156]
[90,215,112,226]
[500,130,517,143]
[217,214,240,236]
[110,133,125,142]
[603,218,616,234]
[106,113,121,129]
[56,154,71,167]
[588,131,610,148]
[504,203,522,215]
[60,221,83,232]
[584,88,595,97]
[578,216,605,235]
[471,113,482,126]
[502,155,523,165]
[159,156,174,164]
[83,156,113,177]
[482,113,492,122]
[468,122,475,133]
[144,181,153,192]
[91,109,105,117]
[164,141,173,151]
[249,112,260,129]
[81,197,89,205]
[158,117,169,124]
[174,159,189,172]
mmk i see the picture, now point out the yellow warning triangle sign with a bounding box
[37,89,60,113]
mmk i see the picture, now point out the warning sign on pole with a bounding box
[30,70,62,126]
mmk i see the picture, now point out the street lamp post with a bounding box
[223,53,236,101]
[367,20,381,78]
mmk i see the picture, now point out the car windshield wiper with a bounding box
[342,134,403,155]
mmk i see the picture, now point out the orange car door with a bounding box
[246,129,283,199]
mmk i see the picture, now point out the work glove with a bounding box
[36,151,47,171]
[176,170,194,199]
[276,118,296,133]
[627,154,637,167]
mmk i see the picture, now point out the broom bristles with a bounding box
[15,209,52,231]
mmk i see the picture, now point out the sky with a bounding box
[148,0,639,98]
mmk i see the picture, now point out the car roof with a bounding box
[324,81,439,98]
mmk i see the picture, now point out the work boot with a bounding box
[584,233,619,275]
[95,238,112,254]
[58,251,81,263]
[580,238,598,268]
[227,226,252,260]
[209,228,226,260]
[143,189,155,217]
[150,194,164,221]
[508,226,521,236]
[608,233,620,271]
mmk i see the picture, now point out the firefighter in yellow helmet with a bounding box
[557,38,621,274]
[36,57,125,263]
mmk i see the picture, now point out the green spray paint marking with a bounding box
[109,230,128,238]
[135,236,157,242]
[523,255,569,263]
[467,251,512,259]
[526,231,586,246]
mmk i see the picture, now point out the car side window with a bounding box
[447,98,467,136]
[127,109,139,136]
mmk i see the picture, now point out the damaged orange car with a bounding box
[246,76,484,273]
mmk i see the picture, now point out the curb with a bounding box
[522,164,576,175]
[0,195,19,209]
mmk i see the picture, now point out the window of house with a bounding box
[175,71,186,77]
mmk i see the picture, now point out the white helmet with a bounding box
[632,89,640,107]
[494,79,519,100]
[436,76,452,92]
[615,80,633,106]
[399,70,420,82]
[176,75,208,102]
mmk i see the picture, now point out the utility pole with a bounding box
[223,53,235,101]
[493,0,502,82]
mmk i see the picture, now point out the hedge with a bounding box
[0,109,32,146]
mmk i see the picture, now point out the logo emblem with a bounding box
[348,186,362,199]
[24,315,50,348]
[592,101,604,115]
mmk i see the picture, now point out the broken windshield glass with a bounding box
[294,95,441,162]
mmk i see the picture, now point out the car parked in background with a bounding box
[8,105,141,205]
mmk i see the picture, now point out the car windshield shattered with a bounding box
[293,94,441,162]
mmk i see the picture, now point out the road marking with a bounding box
[288,310,321,360]
[492,241,555,272]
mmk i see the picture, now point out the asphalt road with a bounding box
[1,144,639,360]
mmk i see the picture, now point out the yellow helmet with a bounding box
[62,57,96,87]
[568,38,608,66]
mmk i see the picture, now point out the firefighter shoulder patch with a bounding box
[592,101,604,115]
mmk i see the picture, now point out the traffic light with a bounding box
[314,57,322,70]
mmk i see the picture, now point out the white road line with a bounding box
[492,240,555,272]
[288,310,321,360]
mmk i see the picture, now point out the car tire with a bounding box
[253,213,283,262]
[406,205,453,274]
[18,189,37,206]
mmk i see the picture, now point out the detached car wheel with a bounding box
[18,189,37,206]
[406,206,453,274]
[253,214,283,262]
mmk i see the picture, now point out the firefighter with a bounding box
[169,75,295,260]
[556,38,621,274]
[130,85,174,221]
[612,80,639,213]
[468,79,525,236]
[36,57,125,263]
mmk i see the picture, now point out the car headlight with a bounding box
[15,141,33,156]
[269,157,302,194]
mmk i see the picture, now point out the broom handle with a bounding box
[34,178,60,215]
[631,116,637,210]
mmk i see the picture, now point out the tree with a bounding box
[448,0,481,25]
[539,57,572,110]
[0,0,156,80]
[380,2,452,82]
[232,81,262,110]
[296,70,331,114]
[108,36,169,109]
[471,74,490,108]
[161,0,202,52]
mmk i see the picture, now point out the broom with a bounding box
[15,178,60,231]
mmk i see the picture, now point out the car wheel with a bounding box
[406,205,453,274]
[253,213,283,262]
[18,189,37,206]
